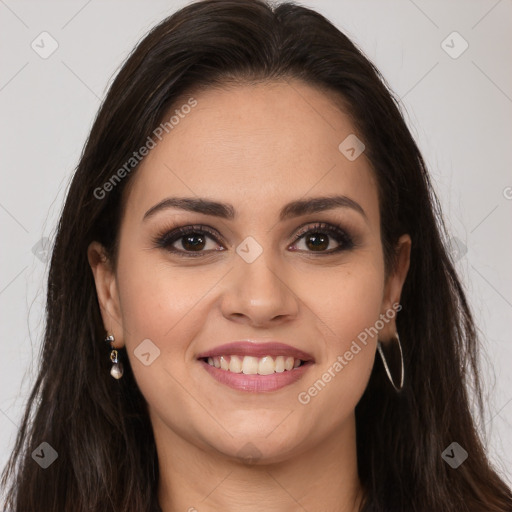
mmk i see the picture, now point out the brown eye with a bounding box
[290,222,354,254]
[155,225,225,257]
[303,232,330,251]
[177,232,209,251]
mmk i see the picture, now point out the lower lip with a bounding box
[199,359,313,392]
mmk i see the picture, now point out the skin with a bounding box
[88,79,411,512]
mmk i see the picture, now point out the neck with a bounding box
[155,413,364,512]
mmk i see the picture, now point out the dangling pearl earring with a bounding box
[105,332,124,379]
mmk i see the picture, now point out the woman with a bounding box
[2,0,511,510]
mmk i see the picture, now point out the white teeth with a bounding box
[275,356,285,373]
[219,356,229,370]
[204,354,305,374]
[242,356,259,375]
[229,355,242,373]
[258,356,275,375]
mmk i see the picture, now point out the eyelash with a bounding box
[153,222,355,257]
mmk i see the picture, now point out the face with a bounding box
[89,79,410,464]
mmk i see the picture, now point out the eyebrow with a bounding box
[142,195,368,223]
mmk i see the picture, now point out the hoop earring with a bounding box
[377,333,404,392]
[105,332,124,379]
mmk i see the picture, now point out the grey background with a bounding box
[1,0,511,487]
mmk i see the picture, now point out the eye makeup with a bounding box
[151,220,356,258]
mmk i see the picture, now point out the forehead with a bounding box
[122,80,379,225]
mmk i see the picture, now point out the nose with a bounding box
[220,250,299,327]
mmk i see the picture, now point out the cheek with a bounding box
[301,256,385,348]
[116,245,213,342]
[114,241,234,406]
[114,246,213,424]
[294,256,384,409]
[330,270,384,344]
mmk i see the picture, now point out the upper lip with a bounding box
[196,341,315,362]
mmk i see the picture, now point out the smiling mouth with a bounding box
[198,355,311,375]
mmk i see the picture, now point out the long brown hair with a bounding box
[2,1,511,510]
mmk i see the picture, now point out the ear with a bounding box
[87,241,124,348]
[379,234,411,340]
